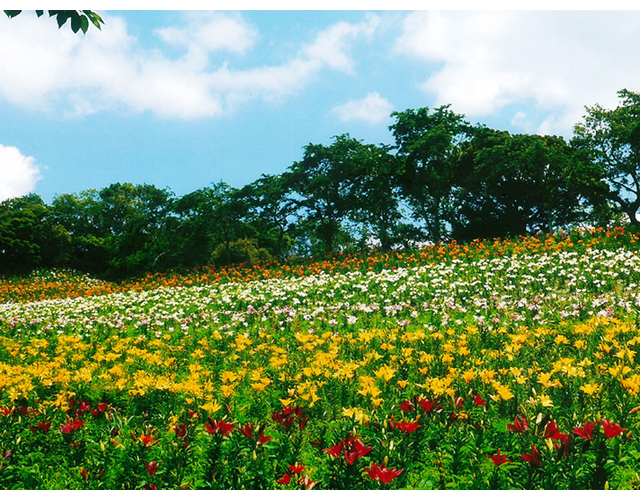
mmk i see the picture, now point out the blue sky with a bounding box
[2,6,640,203]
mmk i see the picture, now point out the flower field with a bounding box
[2,228,640,489]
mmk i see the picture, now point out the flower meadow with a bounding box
[2,228,640,489]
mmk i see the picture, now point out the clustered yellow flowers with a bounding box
[0,310,638,424]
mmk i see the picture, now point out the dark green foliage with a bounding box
[5,91,640,278]
[4,10,104,34]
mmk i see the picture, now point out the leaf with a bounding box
[70,13,82,33]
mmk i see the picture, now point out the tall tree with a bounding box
[287,134,363,255]
[572,89,640,228]
[347,142,405,251]
[453,127,586,240]
[0,194,69,275]
[171,182,252,268]
[97,183,174,277]
[389,105,471,243]
[238,173,297,259]
[52,190,109,275]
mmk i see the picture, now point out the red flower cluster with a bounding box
[271,406,308,432]
[60,417,85,435]
[238,423,272,446]
[544,421,568,440]
[388,417,420,434]
[277,464,307,486]
[506,416,529,434]
[323,435,373,465]
[573,421,595,441]
[364,463,403,485]
[203,418,234,437]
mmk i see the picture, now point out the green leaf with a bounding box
[70,14,81,33]
[79,15,89,34]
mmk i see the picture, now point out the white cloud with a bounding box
[332,92,394,124]
[394,11,640,137]
[303,14,379,74]
[0,12,380,120]
[0,145,42,202]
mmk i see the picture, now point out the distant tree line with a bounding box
[2,89,640,279]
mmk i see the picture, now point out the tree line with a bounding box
[2,89,640,279]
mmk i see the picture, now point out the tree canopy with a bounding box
[4,90,640,278]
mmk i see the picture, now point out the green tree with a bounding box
[99,183,174,276]
[453,127,586,240]
[0,194,70,275]
[51,190,110,275]
[237,173,297,260]
[171,182,253,268]
[389,105,471,243]
[4,10,104,34]
[572,89,640,228]
[345,141,405,251]
[287,134,364,255]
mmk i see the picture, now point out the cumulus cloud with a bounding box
[303,13,379,74]
[0,145,42,202]
[394,11,640,137]
[0,11,380,120]
[332,92,394,124]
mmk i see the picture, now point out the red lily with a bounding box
[399,399,415,412]
[544,420,568,440]
[144,461,158,477]
[473,394,487,406]
[488,449,511,466]
[323,436,372,465]
[38,421,51,434]
[131,432,159,447]
[554,434,572,459]
[90,402,108,418]
[174,423,188,439]
[521,444,543,467]
[239,423,254,439]
[416,397,436,413]
[289,464,306,474]
[506,416,529,434]
[60,417,85,434]
[599,419,627,439]
[365,463,403,485]
[277,473,292,485]
[257,431,273,446]
[389,418,421,434]
[573,421,596,441]
[203,418,234,437]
